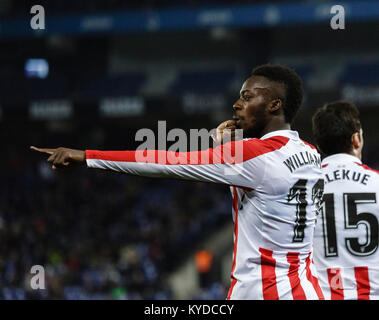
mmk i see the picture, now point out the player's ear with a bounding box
[268,98,282,114]
[351,132,360,149]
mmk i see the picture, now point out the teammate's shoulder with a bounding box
[355,162,379,176]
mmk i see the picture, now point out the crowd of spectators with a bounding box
[0,144,231,299]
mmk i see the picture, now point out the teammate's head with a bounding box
[233,64,303,138]
[312,100,363,159]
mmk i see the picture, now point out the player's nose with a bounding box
[233,98,243,111]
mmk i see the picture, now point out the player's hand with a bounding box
[30,146,86,170]
[213,120,242,145]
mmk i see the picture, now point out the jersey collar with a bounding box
[321,153,362,166]
[260,130,299,141]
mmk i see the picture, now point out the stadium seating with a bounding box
[77,73,147,100]
[26,77,71,100]
[339,62,379,86]
[0,147,230,299]
[170,69,236,94]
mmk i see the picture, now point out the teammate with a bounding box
[31,64,324,300]
[312,100,379,300]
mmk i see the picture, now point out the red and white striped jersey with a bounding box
[85,129,324,300]
[313,153,379,300]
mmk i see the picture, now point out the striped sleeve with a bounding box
[85,136,289,189]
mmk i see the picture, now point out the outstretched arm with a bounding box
[30,119,239,170]
[30,137,260,190]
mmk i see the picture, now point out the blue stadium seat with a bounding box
[170,69,236,94]
[288,64,314,88]
[26,76,70,100]
[78,73,147,99]
[339,62,379,86]
[0,76,70,102]
[0,77,27,103]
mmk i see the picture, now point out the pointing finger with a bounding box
[30,146,56,155]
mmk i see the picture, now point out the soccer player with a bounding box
[312,101,379,300]
[31,64,324,300]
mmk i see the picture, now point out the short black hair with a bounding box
[312,100,361,156]
[251,64,303,124]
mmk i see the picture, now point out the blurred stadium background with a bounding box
[1,0,379,300]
